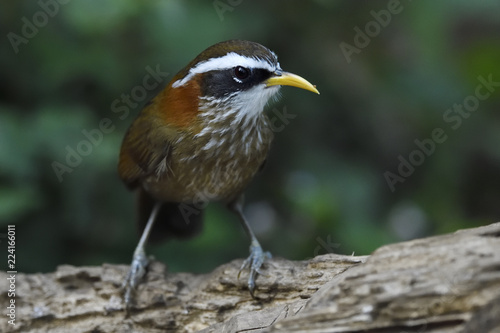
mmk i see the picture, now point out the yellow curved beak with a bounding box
[265,71,319,94]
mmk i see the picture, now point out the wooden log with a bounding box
[1,223,499,332]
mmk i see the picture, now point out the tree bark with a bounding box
[1,223,499,333]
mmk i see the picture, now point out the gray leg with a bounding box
[122,202,161,307]
[228,195,271,297]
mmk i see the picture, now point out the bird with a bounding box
[118,39,319,306]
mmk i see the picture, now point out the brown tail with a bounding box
[137,189,204,243]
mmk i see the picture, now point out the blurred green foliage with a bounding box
[1,0,499,274]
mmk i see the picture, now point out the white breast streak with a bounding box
[172,52,279,88]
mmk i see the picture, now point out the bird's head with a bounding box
[161,40,319,129]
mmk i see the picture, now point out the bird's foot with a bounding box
[238,240,272,297]
[121,248,149,308]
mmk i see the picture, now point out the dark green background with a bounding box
[1,1,499,274]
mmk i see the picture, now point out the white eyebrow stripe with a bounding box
[172,52,278,88]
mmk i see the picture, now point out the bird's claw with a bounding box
[238,242,271,297]
[121,249,149,308]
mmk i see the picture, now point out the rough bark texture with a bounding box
[1,223,500,333]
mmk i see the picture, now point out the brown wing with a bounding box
[118,101,178,190]
[118,74,202,189]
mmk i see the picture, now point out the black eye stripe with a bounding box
[201,68,274,98]
[234,66,250,81]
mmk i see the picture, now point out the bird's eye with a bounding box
[234,66,250,81]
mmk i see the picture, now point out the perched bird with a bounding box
[118,39,319,305]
